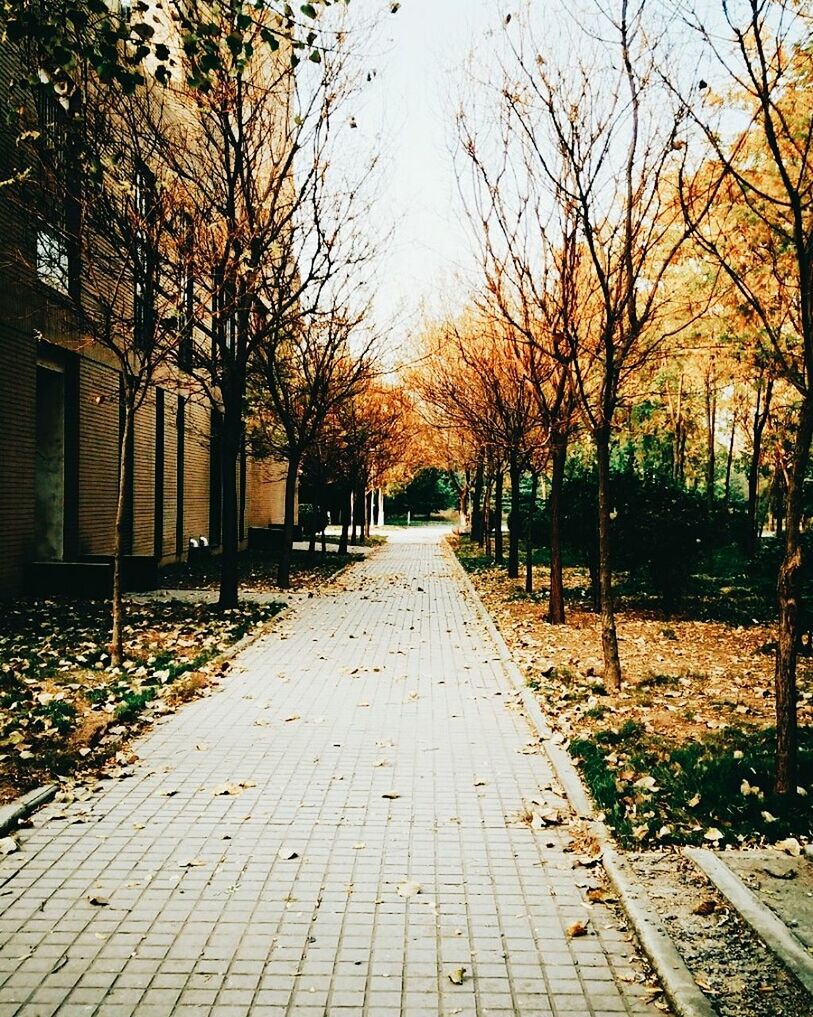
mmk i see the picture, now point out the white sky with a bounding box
[356,0,500,338]
[351,0,726,346]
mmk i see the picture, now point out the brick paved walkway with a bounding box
[0,529,664,1017]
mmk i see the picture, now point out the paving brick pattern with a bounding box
[0,529,664,1017]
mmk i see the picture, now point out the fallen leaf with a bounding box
[448,967,466,985]
[382,792,400,800]
[692,899,718,916]
[278,848,299,860]
[88,895,109,907]
[567,921,588,938]
[0,837,18,856]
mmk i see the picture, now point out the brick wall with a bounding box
[132,390,156,556]
[247,456,290,528]
[77,359,119,556]
[183,399,210,546]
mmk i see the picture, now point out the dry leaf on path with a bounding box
[448,967,467,985]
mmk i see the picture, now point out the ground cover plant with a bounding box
[452,534,813,847]
[0,597,285,803]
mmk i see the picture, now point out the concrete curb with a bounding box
[443,538,718,1017]
[442,542,595,819]
[0,784,57,837]
[686,847,813,996]
[603,848,717,1017]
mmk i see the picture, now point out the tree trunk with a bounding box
[706,366,717,510]
[218,400,242,610]
[596,425,622,691]
[525,471,538,594]
[484,476,493,559]
[494,469,504,564]
[353,484,366,544]
[748,378,773,557]
[507,460,521,579]
[459,469,470,532]
[774,395,813,796]
[366,490,373,539]
[338,489,350,555]
[724,413,736,506]
[548,437,567,624]
[111,400,134,666]
[471,454,485,544]
[276,453,300,589]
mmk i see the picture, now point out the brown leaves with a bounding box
[211,781,255,796]
[692,899,718,916]
[566,920,589,938]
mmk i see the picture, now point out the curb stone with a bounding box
[443,537,718,1017]
[0,784,57,837]
[686,846,813,996]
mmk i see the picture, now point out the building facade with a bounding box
[0,30,290,596]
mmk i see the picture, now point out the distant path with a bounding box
[0,527,662,1017]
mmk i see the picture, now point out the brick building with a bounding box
[0,28,290,596]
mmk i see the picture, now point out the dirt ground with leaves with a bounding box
[0,597,285,804]
[451,536,813,848]
[159,547,363,593]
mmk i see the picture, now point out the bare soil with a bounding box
[630,850,813,1017]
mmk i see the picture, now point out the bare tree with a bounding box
[456,89,582,621]
[147,2,373,608]
[251,304,375,588]
[676,0,813,794]
[489,0,692,688]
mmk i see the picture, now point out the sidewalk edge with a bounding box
[442,538,718,1017]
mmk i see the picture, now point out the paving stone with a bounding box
[0,530,666,1015]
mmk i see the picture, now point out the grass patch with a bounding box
[570,723,813,847]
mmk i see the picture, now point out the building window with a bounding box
[36,228,71,295]
[35,82,80,299]
[211,269,236,363]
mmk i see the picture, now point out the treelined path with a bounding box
[0,528,665,1017]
